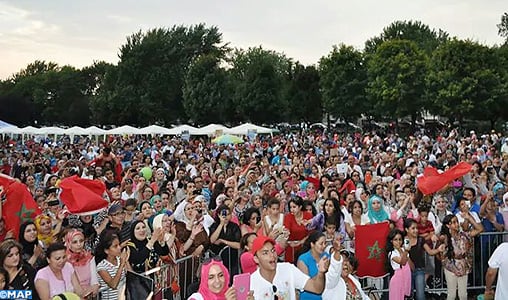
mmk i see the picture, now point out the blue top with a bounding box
[298,251,322,300]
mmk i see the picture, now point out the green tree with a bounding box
[498,12,508,44]
[365,20,448,54]
[319,44,367,123]
[367,40,428,123]
[285,63,322,123]
[229,47,292,124]
[99,24,227,126]
[182,53,231,124]
[427,39,506,127]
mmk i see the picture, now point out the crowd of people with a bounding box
[0,126,508,299]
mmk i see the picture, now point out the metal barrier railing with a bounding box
[356,231,508,299]
[118,231,506,299]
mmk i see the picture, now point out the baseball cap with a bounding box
[250,236,275,254]
[108,203,123,215]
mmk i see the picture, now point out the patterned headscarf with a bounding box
[65,229,93,267]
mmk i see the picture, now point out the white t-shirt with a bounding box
[488,242,508,299]
[389,249,403,270]
[250,262,310,300]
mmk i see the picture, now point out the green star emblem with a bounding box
[367,241,384,261]
[16,203,35,223]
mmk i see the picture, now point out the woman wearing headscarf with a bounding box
[188,259,253,300]
[65,229,99,297]
[34,214,58,249]
[19,221,45,269]
[127,220,160,274]
[367,195,390,224]
[152,212,181,299]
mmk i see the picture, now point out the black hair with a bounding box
[441,214,456,260]
[348,200,364,215]
[242,207,261,226]
[403,218,417,230]
[240,233,257,252]
[95,231,120,264]
[385,229,405,275]
[267,198,280,208]
[323,198,344,230]
[0,267,9,288]
[288,197,304,209]
[296,231,325,263]
[301,200,316,216]
[125,198,137,208]
[45,243,66,259]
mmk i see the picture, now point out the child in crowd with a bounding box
[385,229,411,300]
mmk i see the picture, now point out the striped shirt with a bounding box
[97,257,126,300]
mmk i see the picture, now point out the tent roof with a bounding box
[227,123,276,135]
[196,124,230,136]
[139,125,172,135]
[107,125,141,135]
[167,124,200,135]
[0,120,15,129]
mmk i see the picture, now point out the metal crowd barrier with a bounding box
[120,232,506,299]
[358,231,508,299]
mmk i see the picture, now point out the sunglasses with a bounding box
[202,256,222,265]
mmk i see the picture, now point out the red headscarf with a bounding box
[192,260,230,300]
[65,229,93,267]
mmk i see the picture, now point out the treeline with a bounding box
[1,17,508,128]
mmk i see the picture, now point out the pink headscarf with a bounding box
[65,229,93,267]
[195,260,230,300]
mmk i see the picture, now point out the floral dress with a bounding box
[442,231,473,276]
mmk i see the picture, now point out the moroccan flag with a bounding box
[417,162,472,195]
[59,176,108,215]
[0,174,42,238]
[355,222,390,278]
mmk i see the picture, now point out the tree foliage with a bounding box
[498,12,508,44]
[365,20,448,54]
[427,39,505,124]
[229,47,292,124]
[97,24,227,126]
[285,63,322,123]
[319,44,367,122]
[182,53,231,124]
[1,20,508,128]
[367,40,427,122]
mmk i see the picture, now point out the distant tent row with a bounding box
[0,123,277,136]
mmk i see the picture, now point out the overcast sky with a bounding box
[0,0,506,79]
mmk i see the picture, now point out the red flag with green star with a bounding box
[355,222,390,278]
[0,174,42,239]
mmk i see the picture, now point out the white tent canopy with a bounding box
[139,125,172,135]
[227,123,276,135]
[167,124,200,135]
[64,126,89,136]
[0,126,20,134]
[107,125,141,135]
[38,126,66,135]
[84,126,107,135]
[19,126,41,135]
[196,124,230,136]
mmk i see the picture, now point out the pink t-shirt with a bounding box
[35,262,75,297]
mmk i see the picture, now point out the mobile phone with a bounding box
[221,209,228,217]
[404,238,410,250]
[233,273,250,300]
